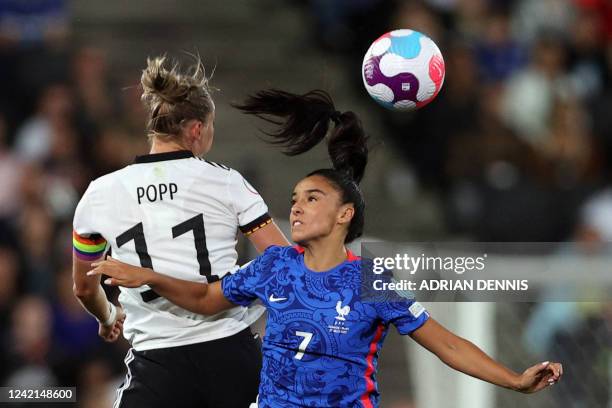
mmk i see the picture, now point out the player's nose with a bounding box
[291,203,303,216]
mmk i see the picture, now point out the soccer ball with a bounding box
[362,29,445,111]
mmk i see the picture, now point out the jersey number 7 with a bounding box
[294,331,313,360]
[116,213,215,302]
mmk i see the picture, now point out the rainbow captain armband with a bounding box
[73,231,107,261]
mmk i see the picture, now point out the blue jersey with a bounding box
[222,246,429,408]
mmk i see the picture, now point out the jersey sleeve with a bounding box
[227,169,271,235]
[375,295,429,335]
[221,245,279,306]
[72,182,108,261]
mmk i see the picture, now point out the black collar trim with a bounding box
[133,150,194,164]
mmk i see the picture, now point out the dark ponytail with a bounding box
[326,111,368,183]
[234,89,368,243]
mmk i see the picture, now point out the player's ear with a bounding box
[183,119,202,141]
[337,204,355,225]
[194,120,204,137]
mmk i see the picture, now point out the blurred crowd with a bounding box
[0,0,610,407]
[0,1,146,407]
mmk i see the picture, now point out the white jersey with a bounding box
[73,150,271,351]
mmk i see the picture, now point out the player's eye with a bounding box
[290,199,296,205]
[308,196,317,202]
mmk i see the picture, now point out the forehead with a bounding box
[293,175,336,195]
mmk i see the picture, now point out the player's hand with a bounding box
[87,257,153,288]
[515,361,563,393]
[98,305,125,342]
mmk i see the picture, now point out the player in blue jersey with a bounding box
[88,89,563,408]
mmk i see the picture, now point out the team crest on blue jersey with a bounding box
[335,300,350,321]
[328,299,351,335]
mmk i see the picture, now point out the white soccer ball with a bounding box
[362,29,445,111]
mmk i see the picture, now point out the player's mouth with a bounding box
[292,220,304,228]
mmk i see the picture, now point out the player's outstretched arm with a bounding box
[87,257,234,315]
[246,221,290,253]
[410,318,562,393]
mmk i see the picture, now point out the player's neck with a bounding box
[150,138,190,154]
[302,239,348,272]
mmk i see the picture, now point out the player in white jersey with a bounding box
[72,56,289,408]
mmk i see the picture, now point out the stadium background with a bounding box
[0,0,610,407]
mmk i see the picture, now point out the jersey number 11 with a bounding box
[116,213,215,302]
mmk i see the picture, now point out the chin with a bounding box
[292,229,329,246]
[291,231,309,245]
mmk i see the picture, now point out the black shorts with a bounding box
[114,328,262,408]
